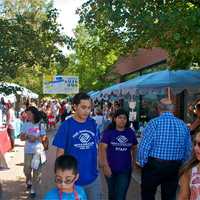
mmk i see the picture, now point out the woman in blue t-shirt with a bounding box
[99,109,138,200]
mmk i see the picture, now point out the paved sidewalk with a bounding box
[0,128,160,200]
[0,128,58,200]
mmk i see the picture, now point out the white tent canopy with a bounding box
[0,82,39,99]
[0,93,16,103]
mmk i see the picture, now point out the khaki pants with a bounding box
[24,153,42,193]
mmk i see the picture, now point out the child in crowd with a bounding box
[179,132,200,199]
[20,106,46,198]
[44,155,87,200]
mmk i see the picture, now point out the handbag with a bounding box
[31,153,40,170]
[39,123,49,151]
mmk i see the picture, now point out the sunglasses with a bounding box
[194,141,200,148]
[55,176,76,185]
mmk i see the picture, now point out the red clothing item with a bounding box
[48,115,55,125]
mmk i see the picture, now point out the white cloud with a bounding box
[53,0,85,37]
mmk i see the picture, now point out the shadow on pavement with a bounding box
[1,179,28,200]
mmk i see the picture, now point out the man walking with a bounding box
[137,98,192,200]
[53,92,101,200]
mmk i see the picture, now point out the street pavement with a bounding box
[0,128,161,200]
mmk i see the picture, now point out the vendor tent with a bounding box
[90,91,101,100]
[0,82,38,99]
[119,70,200,96]
[97,70,200,99]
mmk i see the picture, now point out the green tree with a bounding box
[66,24,121,92]
[0,0,69,94]
[79,0,200,69]
[2,0,51,23]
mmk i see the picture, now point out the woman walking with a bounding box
[99,109,138,200]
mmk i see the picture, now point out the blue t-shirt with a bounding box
[43,186,87,200]
[53,117,99,185]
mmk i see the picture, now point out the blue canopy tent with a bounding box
[119,70,200,97]
[117,70,200,121]
[90,91,101,100]
[99,82,124,100]
[87,91,95,96]
[93,70,200,108]
[94,70,200,121]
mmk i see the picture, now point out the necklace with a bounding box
[58,187,79,200]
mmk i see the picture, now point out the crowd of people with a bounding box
[1,92,200,199]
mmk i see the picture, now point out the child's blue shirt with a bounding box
[43,186,87,200]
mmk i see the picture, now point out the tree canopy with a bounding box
[0,0,69,94]
[65,24,122,92]
[2,0,200,95]
[79,0,200,69]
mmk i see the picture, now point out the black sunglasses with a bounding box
[55,176,76,185]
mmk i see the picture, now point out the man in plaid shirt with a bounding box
[137,98,192,200]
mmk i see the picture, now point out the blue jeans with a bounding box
[83,175,102,200]
[106,169,132,200]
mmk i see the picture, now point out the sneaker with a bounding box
[26,180,32,190]
[30,192,36,199]
[30,189,36,199]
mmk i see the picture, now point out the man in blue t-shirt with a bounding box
[53,92,101,200]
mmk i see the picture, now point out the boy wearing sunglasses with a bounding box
[44,155,87,200]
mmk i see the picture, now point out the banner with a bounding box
[43,75,79,94]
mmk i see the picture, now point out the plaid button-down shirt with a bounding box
[137,112,192,167]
